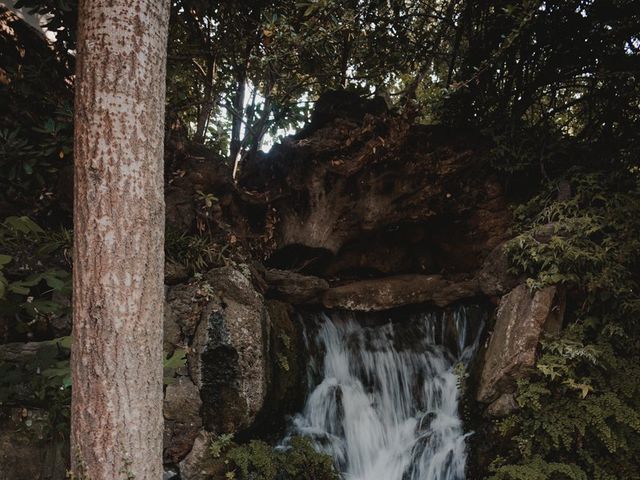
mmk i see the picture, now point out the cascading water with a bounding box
[286,306,485,480]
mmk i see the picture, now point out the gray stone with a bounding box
[486,393,518,418]
[166,282,204,339]
[163,297,183,352]
[178,430,217,480]
[165,260,190,285]
[322,274,478,311]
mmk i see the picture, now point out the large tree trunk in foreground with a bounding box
[71,1,170,478]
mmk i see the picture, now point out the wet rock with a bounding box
[476,284,566,404]
[265,268,329,304]
[322,274,479,311]
[432,278,480,308]
[163,468,180,480]
[248,300,307,440]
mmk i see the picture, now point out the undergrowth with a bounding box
[488,169,640,479]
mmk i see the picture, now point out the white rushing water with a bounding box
[287,307,484,480]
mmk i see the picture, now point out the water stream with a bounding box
[287,306,485,480]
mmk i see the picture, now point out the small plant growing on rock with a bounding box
[217,436,338,480]
[210,433,235,458]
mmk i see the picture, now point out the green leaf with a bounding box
[53,336,72,349]
[164,348,187,369]
[42,272,67,290]
[42,367,70,379]
[4,216,44,234]
[8,283,30,295]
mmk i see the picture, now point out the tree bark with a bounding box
[71,1,170,479]
[229,73,247,164]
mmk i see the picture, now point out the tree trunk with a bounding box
[229,73,247,164]
[71,1,170,479]
[194,56,217,143]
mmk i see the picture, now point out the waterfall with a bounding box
[286,306,485,480]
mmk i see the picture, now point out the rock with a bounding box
[476,284,566,403]
[0,340,57,363]
[189,266,269,434]
[248,300,306,439]
[163,297,183,352]
[165,149,234,233]
[0,407,68,480]
[178,430,222,480]
[238,105,511,275]
[265,268,329,304]
[163,376,203,464]
[432,278,480,308]
[0,339,70,405]
[166,282,203,340]
[164,376,202,422]
[163,468,180,480]
[165,260,190,285]
[476,242,520,297]
[486,393,518,418]
[322,274,479,311]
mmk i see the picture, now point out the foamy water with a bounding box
[287,307,484,480]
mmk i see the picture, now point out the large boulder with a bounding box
[166,265,269,436]
[166,284,306,479]
[163,264,307,477]
[476,284,566,408]
[177,431,222,480]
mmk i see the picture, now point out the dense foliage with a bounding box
[208,435,338,480]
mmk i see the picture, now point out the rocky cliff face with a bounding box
[240,99,511,279]
[166,92,511,281]
[0,92,564,479]
[162,93,555,477]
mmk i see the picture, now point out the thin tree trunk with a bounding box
[446,1,467,87]
[229,73,247,164]
[194,56,217,143]
[229,42,253,166]
[71,1,170,479]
